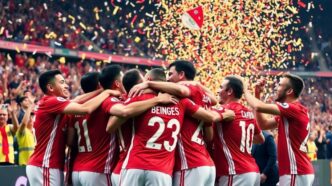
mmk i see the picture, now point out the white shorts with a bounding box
[72,171,111,186]
[173,166,216,186]
[217,172,260,186]
[26,165,64,186]
[279,174,314,186]
[111,173,120,186]
[120,169,172,186]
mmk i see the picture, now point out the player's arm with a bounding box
[253,132,265,144]
[242,79,279,130]
[129,81,191,98]
[71,88,104,103]
[63,89,116,114]
[191,108,235,124]
[67,126,76,147]
[110,93,178,118]
[204,126,214,142]
[106,116,127,133]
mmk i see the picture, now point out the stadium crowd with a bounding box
[0,0,153,57]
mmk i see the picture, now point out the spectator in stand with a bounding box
[325,125,332,159]
[307,131,318,161]
[16,96,35,165]
[0,101,19,165]
[315,126,329,159]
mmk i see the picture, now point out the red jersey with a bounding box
[175,84,214,171]
[28,96,70,169]
[123,93,199,175]
[72,96,120,174]
[275,101,314,175]
[213,102,260,176]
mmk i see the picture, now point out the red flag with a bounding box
[181,6,204,30]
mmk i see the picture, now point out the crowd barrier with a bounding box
[0,160,330,186]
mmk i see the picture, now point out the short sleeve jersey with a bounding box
[28,96,70,169]
[122,93,199,175]
[275,101,314,175]
[213,102,261,176]
[72,96,120,174]
[174,84,214,171]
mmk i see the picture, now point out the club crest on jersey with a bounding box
[277,102,289,108]
[57,97,67,102]
[111,97,120,102]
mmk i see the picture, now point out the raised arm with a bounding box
[8,101,19,134]
[243,79,279,130]
[17,102,33,134]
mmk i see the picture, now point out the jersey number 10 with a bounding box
[239,121,254,154]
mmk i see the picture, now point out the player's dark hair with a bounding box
[39,70,62,94]
[225,76,243,99]
[148,68,166,81]
[168,60,196,80]
[80,72,100,93]
[99,65,122,89]
[123,69,142,93]
[283,73,304,98]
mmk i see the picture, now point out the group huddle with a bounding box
[26,60,314,186]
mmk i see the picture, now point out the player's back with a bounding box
[72,96,119,174]
[174,84,214,171]
[214,102,260,176]
[275,101,314,175]
[123,93,198,175]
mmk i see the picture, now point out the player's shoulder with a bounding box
[276,101,306,111]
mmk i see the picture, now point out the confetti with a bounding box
[146,0,304,93]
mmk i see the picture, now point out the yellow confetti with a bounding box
[59,57,66,64]
[113,6,119,15]
[79,22,87,30]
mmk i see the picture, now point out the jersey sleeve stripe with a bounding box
[217,124,236,175]
[177,136,188,170]
[104,135,117,174]
[122,122,135,169]
[42,114,61,168]
[283,117,298,174]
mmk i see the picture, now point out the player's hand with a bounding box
[260,173,267,183]
[128,82,149,97]
[222,109,235,122]
[157,92,179,105]
[253,78,266,96]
